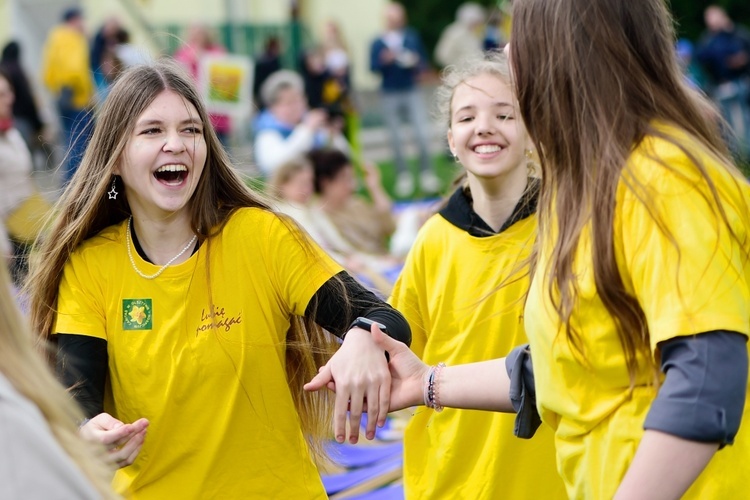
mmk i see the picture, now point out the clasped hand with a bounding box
[304,324,429,443]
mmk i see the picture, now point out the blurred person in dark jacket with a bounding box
[0,41,44,154]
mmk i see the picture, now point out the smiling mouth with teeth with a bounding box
[474,145,502,154]
[154,164,188,185]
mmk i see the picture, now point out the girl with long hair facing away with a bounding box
[322,0,750,498]
[24,59,410,499]
[388,52,564,499]
[0,263,116,499]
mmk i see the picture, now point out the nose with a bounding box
[475,114,497,136]
[162,130,186,153]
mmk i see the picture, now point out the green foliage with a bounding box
[401,0,750,60]
[400,0,501,67]
[670,0,750,40]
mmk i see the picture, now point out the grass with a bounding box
[369,154,462,202]
[246,154,463,203]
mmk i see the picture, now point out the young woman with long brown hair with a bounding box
[24,59,410,499]
[314,0,750,498]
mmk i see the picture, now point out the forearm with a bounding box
[306,271,411,345]
[56,334,108,418]
[366,183,393,215]
[255,129,314,173]
[615,430,717,500]
[435,359,514,412]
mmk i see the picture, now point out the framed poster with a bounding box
[199,54,254,115]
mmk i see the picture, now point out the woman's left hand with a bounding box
[304,325,391,444]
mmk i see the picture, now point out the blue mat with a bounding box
[322,455,402,495]
[349,483,404,500]
[327,441,403,468]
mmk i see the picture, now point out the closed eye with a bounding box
[140,127,161,135]
[183,126,203,134]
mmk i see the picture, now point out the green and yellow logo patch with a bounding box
[123,299,153,330]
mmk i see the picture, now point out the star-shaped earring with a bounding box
[108,177,118,200]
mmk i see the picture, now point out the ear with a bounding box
[446,129,455,157]
[112,163,121,175]
[523,132,536,157]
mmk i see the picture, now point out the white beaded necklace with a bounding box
[126,217,198,280]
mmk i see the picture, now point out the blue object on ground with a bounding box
[322,455,402,495]
[326,441,403,468]
[349,483,405,500]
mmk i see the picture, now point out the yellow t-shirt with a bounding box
[525,127,750,499]
[390,197,565,499]
[55,208,342,499]
[41,25,94,109]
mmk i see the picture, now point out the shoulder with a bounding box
[344,197,376,214]
[5,128,26,148]
[224,206,278,230]
[624,125,724,192]
[70,222,125,262]
[222,207,293,245]
[619,124,750,227]
[410,212,455,251]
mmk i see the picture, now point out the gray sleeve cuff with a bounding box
[644,331,748,446]
[505,344,541,439]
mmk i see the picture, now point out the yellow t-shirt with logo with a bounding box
[55,208,342,499]
[390,207,565,499]
[525,127,750,499]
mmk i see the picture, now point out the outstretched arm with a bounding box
[307,325,515,414]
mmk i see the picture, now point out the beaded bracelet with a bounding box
[423,362,446,412]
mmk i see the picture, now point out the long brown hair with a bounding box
[510,0,745,381]
[24,59,336,464]
[0,265,116,498]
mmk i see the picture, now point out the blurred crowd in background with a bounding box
[1,1,750,291]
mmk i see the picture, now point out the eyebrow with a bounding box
[136,117,202,127]
[453,102,515,113]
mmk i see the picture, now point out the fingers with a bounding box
[346,386,364,444]
[108,429,147,469]
[100,421,144,447]
[332,383,350,444]
[365,385,379,440]
[304,364,333,392]
[377,378,390,429]
[88,412,120,428]
[122,440,144,468]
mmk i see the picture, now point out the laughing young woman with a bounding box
[24,59,410,499]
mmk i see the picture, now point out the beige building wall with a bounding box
[0,0,389,99]
[82,0,387,90]
[0,2,9,48]
[84,0,232,58]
